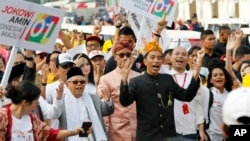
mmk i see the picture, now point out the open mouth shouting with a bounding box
[152,64,161,71]
[176,58,184,65]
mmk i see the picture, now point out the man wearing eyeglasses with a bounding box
[54,67,114,141]
[45,52,75,128]
[103,26,144,75]
[86,36,102,55]
[97,41,141,141]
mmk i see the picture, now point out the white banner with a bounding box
[128,12,170,51]
[66,44,87,57]
[120,0,178,26]
[0,0,65,53]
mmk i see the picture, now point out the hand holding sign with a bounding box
[155,19,167,34]
[120,0,177,26]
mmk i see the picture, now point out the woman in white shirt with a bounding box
[206,63,234,141]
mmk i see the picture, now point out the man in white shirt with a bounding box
[45,52,74,128]
[170,47,207,141]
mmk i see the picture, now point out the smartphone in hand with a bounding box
[79,121,92,137]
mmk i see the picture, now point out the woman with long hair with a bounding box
[73,53,96,95]
[206,63,234,141]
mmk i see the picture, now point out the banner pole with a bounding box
[135,16,146,50]
[0,46,18,107]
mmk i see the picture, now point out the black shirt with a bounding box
[202,53,220,68]
[214,41,227,58]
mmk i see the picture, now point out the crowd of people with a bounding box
[0,12,250,141]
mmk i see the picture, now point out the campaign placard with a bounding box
[127,12,170,51]
[120,0,178,26]
[0,0,65,53]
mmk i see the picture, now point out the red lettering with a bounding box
[7,7,14,14]
[12,7,18,15]
[23,10,35,18]
[2,6,35,18]
[1,6,9,13]
[18,9,24,16]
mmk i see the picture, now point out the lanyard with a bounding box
[173,73,187,88]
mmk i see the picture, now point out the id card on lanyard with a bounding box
[173,73,189,115]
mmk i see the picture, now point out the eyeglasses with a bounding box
[68,80,86,85]
[116,53,132,58]
[86,44,100,48]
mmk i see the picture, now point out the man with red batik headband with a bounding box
[120,41,203,141]
[98,41,141,141]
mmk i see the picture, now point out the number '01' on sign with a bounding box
[0,0,64,53]
[25,14,59,44]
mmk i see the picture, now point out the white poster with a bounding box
[127,12,170,51]
[0,0,65,53]
[120,0,178,26]
[66,44,87,56]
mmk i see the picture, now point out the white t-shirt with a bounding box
[12,115,34,141]
[171,70,204,135]
[207,87,229,134]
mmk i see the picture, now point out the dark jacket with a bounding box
[120,72,200,141]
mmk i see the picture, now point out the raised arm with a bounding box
[92,24,102,36]
[59,30,73,50]
[39,80,64,121]
[120,57,136,106]
[225,33,238,81]
[232,29,243,61]
[153,19,167,43]
[70,29,78,47]
[113,14,122,45]
[40,64,49,98]
[192,49,205,80]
